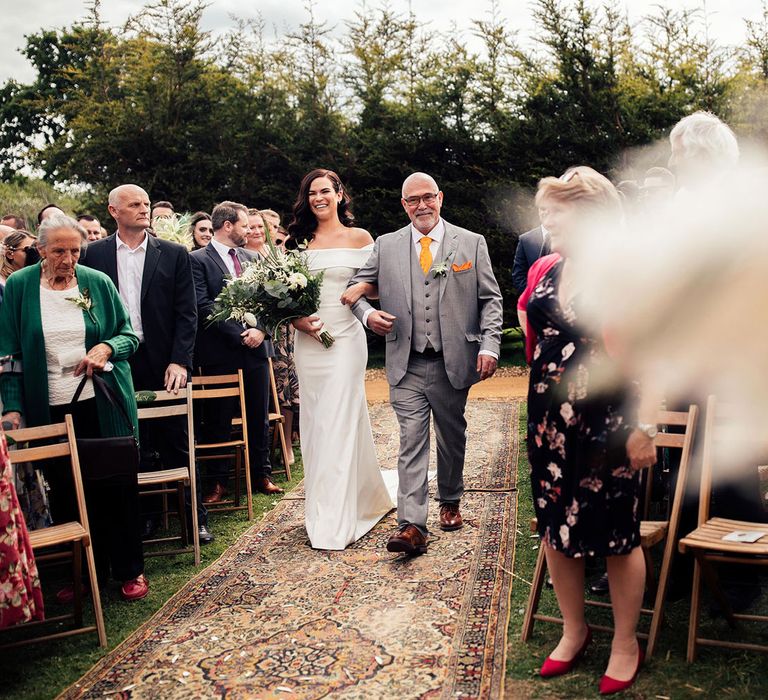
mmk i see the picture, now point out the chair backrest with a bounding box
[5,415,90,532]
[136,386,195,470]
[191,370,249,441]
[696,395,767,526]
[652,406,699,530]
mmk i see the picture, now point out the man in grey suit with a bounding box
[349,172,504,554]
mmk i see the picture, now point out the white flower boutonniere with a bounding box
[66,288,96,323]
[430,251,455,278]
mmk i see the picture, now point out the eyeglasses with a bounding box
[403,193,439,207]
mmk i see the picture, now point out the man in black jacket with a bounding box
[190,200,282,500]
[82,184,212,543]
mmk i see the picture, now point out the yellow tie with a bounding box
[419,236,433,275]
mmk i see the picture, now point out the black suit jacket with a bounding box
[81,233,198,383]
[189,243,274,370]
[512,226,548,294]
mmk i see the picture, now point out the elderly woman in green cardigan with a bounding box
[0,213,149,602]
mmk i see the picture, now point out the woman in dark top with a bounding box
[521,167,657,694]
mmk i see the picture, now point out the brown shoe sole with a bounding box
[439,521,464,531]
[386,538,428,555]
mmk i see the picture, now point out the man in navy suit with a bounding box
[190,201,282,500]
[511,220,549,294]
[82,184,212,543]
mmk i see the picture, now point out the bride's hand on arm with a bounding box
[292,316,325,343]
[340,282,378,306]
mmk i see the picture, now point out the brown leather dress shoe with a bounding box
[203,482,227,504]
[386,524,428,555]
[439,503,463,531]
[255,476,284,495]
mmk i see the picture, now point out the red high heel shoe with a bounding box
[598,647,644,695]
[540,626,593,678]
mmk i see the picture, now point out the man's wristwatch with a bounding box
[637,422,658,439]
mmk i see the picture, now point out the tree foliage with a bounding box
[2,0,766,322]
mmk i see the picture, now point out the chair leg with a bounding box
[243,446,253,520]
[687,558,703,663]
[522,543,548,642]
[234,450,241,508]
[177,483,188,546]
[84,539,107,648]
[647,537,676,659]
[72,541,83,627]
[161,492,169,530]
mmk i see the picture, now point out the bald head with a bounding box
[0,224,15,243]
[401,172,440,198]
[401,172,444,234]
[107,184,151,237]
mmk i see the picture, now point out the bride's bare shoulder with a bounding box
[348,227,374,247]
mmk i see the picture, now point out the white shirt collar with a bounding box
[211,237,237,259]
[116,230,149,251]
[410,218,445,245]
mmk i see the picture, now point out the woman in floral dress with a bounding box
[0,426,44,628]
[519,167,657,694]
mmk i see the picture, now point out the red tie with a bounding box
[228,248,243,278]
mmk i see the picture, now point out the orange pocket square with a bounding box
[452,261,473,272]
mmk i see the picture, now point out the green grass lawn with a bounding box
[0,457,304,700]
[506,406,768,699]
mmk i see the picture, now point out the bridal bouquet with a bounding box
[207,246,334,347]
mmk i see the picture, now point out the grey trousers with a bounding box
[389,355,470,534]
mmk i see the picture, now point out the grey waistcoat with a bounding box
[410,236,445,352]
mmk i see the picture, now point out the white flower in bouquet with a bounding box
[287,272,308,290]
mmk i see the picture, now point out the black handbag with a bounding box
[69,374,139,481]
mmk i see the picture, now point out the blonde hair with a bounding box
[535,166,622,216]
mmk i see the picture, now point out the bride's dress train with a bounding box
[294,246,394,550]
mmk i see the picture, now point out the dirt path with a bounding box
[365,372,529,403]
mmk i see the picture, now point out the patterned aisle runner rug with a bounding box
[60,399,520,700]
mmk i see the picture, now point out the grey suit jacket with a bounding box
[350,220,504,390]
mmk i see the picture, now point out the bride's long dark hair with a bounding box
[287,168,355,249]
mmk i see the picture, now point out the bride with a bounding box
[289,168,394,550]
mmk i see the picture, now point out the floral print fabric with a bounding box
[1,430,44,627]
[526,260,640,558]
[273,324,300,411]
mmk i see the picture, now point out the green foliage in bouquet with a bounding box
[152,213,193,249]
[207,245,334,348]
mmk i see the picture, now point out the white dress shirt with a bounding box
[211,238,238,277]
[115,231,148,342]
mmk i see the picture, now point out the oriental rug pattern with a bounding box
[60,399,520,700]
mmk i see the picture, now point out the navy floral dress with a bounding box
[526,260,641,558]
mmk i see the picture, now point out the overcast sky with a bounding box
[0,0,763,84]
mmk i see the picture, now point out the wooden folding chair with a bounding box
[521,405,699,658]
[0,416,107,648]
[191,371,253,519]
[268,358,291,481]
[679,395,768,661]
[136,386,200,566]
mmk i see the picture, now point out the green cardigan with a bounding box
[0,263,139,439]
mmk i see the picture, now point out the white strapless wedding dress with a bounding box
[294,246,395,550]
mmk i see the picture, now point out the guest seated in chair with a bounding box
[0,213,149,601]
